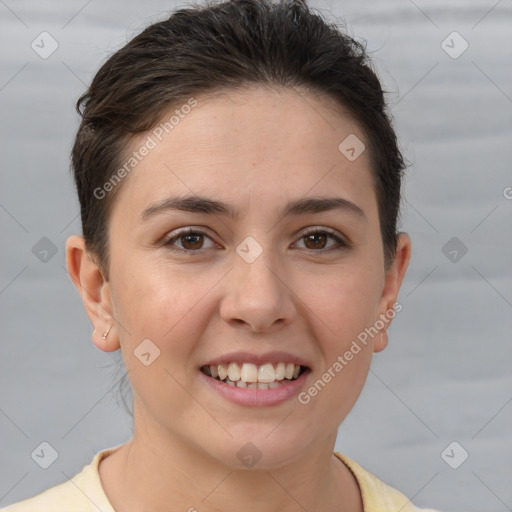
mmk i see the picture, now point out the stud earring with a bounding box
[102,325,112,340]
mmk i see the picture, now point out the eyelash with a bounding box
[162,227,348,255]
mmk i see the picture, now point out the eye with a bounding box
[294,228,347,252]
[163,228,217,253]
[162,227,348,254]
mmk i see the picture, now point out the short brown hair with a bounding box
[72,0,405,280]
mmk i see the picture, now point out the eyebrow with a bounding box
[140,195,366,222]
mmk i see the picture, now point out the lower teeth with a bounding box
[221,378,294,389]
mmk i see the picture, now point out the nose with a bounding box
[219,244,297,334]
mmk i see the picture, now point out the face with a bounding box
[73,86,409,469]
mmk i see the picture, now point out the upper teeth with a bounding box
[209,362,301,383]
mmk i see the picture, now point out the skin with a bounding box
[66,85,411,512]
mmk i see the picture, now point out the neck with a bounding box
[99,417,363,512]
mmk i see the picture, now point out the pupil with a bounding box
[183,234,202,249]
[306,233,326,249]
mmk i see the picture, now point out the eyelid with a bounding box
[163,225,349,254]
[293,226,349,250]
[162,226,219,253]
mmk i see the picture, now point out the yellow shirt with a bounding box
[1,446,441,512]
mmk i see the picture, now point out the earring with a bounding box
[102,325,112,340]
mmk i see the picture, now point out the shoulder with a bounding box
[334,452,442,512]
[0,446,121,512]
[1,478,90,512]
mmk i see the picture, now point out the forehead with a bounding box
[110,86,377,223]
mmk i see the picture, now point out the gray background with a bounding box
[1,1,511,511]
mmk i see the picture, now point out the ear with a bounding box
[373,233,411,353]
[65,235,120,352]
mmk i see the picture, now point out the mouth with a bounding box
[200,362,308,390]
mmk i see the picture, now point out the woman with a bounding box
[3,0,441,510]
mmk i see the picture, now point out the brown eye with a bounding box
[295,229,346,252]
[164,229,216,253]
[304,232,328,250]
[181,233,204,250]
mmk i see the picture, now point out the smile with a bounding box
[200,362,306,390]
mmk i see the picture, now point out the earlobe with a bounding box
[91,324,119,353]
[65,235,120,352]
[373,330,388,353]
[101,325,113,340]
[373,233,412,353]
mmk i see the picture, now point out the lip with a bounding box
[201,351,311,367]
[199,368,310,407]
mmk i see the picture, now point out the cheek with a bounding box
[110,257,222,362]
[303,261,382,344]
[299,268,377,421]
[297,261,381,409]
[109,261,225,418]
